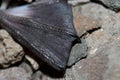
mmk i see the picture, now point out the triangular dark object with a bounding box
[0,1,77,70]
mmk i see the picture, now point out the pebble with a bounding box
[25,55,39,70]
[97,0,120,11]
[0,67,31,80]
[68,0,90,6]
[0,29,24,68]
[73,6,101,37]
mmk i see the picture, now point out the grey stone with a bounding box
[73,6,101,37]
[102,13,120,36]
[77,2,120,80]
[81,3,115,23]
[74,37,120,80]
[97,0,120,11]
[81,3,120,48]
[67,38,88,66]
[19,62,33,75]
[103,38,120,80]
[67,5,101,67]
[0,67,31,80]
[32,71,42,80]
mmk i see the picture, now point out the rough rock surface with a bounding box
[19,62,33,75]
[67,40,87,66]
[73,5,101,37]
[67,5,101,66]
[0,30,24,68]
[0,67,31,80]
[81,3,116,23]
[96,0,120,11]
[32,71,42,80]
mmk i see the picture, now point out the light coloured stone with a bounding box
[68,0,90,6]
[0,29,24,68]
[0,67,31,80]
[25,55,39,70]
[97,0,120,11]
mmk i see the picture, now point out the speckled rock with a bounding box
[67,38,88,66]
[102,13,120,36]
[67,5,101,66]
[73,6,101,37]
[68,37,120,80]
[79,2,120,80]
[81,3,115,23]
[19,62,33,75]
[32,71,42,80]
[0,67,31,80]
[81,2,120,48]
[97,0,120,11]
[0,29,24,68]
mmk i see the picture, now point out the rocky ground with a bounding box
[0,0,120,80]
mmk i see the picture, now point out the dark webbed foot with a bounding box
[0,0,77,71]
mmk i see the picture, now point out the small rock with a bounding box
[25,55,39,70]
[67,5,101,67]
[68,0,90,6]
[81,3,115,23]
[19,62,33,75]
[0,29,24,68]
[32,71,42,80]
[97,0,120,11]
[67,38,88,66]
[0,67,31,80]
[73,6,101,37]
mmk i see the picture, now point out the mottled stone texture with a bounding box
[68,5,101,66]
[97,0,120,11]
[0,67,31,80]
[0,30,24,68]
